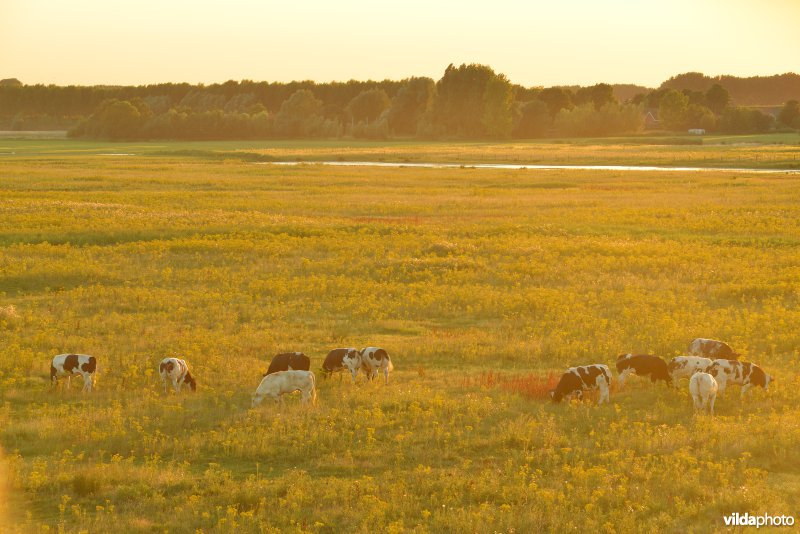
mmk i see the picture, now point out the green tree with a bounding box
[513,100,550,138]
[346,88,390,124]
[658,90,689,130]
[538,87,573,118]
[777,100,800,129]
[705,84,731,115]
[482,74,515,138]
[685,104,716,130]
[386,77,435,136]
[574,83,615,110]
[274,89,323,137]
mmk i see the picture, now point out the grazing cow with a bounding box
[667,356,713,386]
[51,354,97,392]
[359,347,394,385]
[689,372,718,415]
[688,338,740,360]
[616,354,671,388]
[159,357,196,394]
[342,350,362,383]
[321,348,359,379]
[550,364,611,405]
[707,359,772,398]
[251,370,317,407]
[264,352,311,376]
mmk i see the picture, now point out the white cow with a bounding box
[159,357,196,394]
[50,354,97,392]
[667,356,713,387]
[252,370,317,407]
[359,347,393,385]
[342,350,363,383]
[689,372,718,415]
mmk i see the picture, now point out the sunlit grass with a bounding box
[1,142,799,531]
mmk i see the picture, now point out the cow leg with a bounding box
[709,393,716,416]
[172,378,180,394]
[617,368,633,389]
[597,377,610,405]
[384,367,389,385]
[82,374,91,392]
[740,383,751,399]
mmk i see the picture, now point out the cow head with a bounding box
[251,393,263,408]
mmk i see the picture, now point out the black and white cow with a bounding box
[159,357,196,394]
[51,353,97,392]
[707,359,772,398]
[550,364,611,405]
[321,348,359,379]
[688,338,740,360]
[616,354,671,388]
[359,347,393,385]
[667,356,713,387]
[264,352,311,377]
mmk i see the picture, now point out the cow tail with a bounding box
[310,372,317,406]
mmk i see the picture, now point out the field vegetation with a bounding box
[0,139,799,532]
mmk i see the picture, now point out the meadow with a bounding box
[0,138,799,532]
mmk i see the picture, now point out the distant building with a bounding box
[644,109,660,129]
[688,128,706,135]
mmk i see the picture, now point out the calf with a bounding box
[252,370,317,407]
[689,372,718,415]
[51,354,97,392]
[550,364,611,405]
[159,357,196,394]
[707,359,772,399]
[264,352,310,376]
[359,347,394,385]
[667,356,713,387]
[321,348,359,379]
[688,338,739,360]
[616,354,671,388]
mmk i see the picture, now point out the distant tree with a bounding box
[705,84,731,115]
[554,103,642,137]
[482,74,515,138]
[660,72,713,92]
[682,89,706,107]
[685,104,716,130]
[70,98,150,139]
[346,88,391,124]
[538,87,573,118]
[273,89,323,137]
[0,78,22,87]
[717,107,774,134]
[777,100,800,129]
[574,83,615,110]
[658,90,689,130]
[513,100,550,138]
[386,77,435,136]
[178,90,226,112]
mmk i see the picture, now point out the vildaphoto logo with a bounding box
[723,513,795,528]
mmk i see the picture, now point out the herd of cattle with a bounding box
[49,338,771,415]
[552,338,773,415]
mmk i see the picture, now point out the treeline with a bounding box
[1,66,799,140]
[660,72,800,106]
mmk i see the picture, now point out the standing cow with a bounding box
[51,354,97,392]
[159,357,197,394]
[616,354,671,388]
[707,360,772,398]
[550,364,611,405]
[321,348,359,379]
[252,370,317,407]
[359,347,394,385]
[667,356,713,387]
[689,372,719,415]
[688,338,739,360]
[264,352,311,376]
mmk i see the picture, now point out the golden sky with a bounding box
[1,0,797,87]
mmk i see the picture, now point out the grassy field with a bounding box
[1,139,799,532]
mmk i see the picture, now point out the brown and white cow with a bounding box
[689,372,718,415]
[688,338,740,360]
[264,352,310,376]
[616,354,671,388]
[251,370,317,407]
[667,356,713,387]
[159,357,196,394]
[550,364,611,405]
[359,347,393,385]
[51,353,97,392]
[707,359,772,398]
[321,348,359,379]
